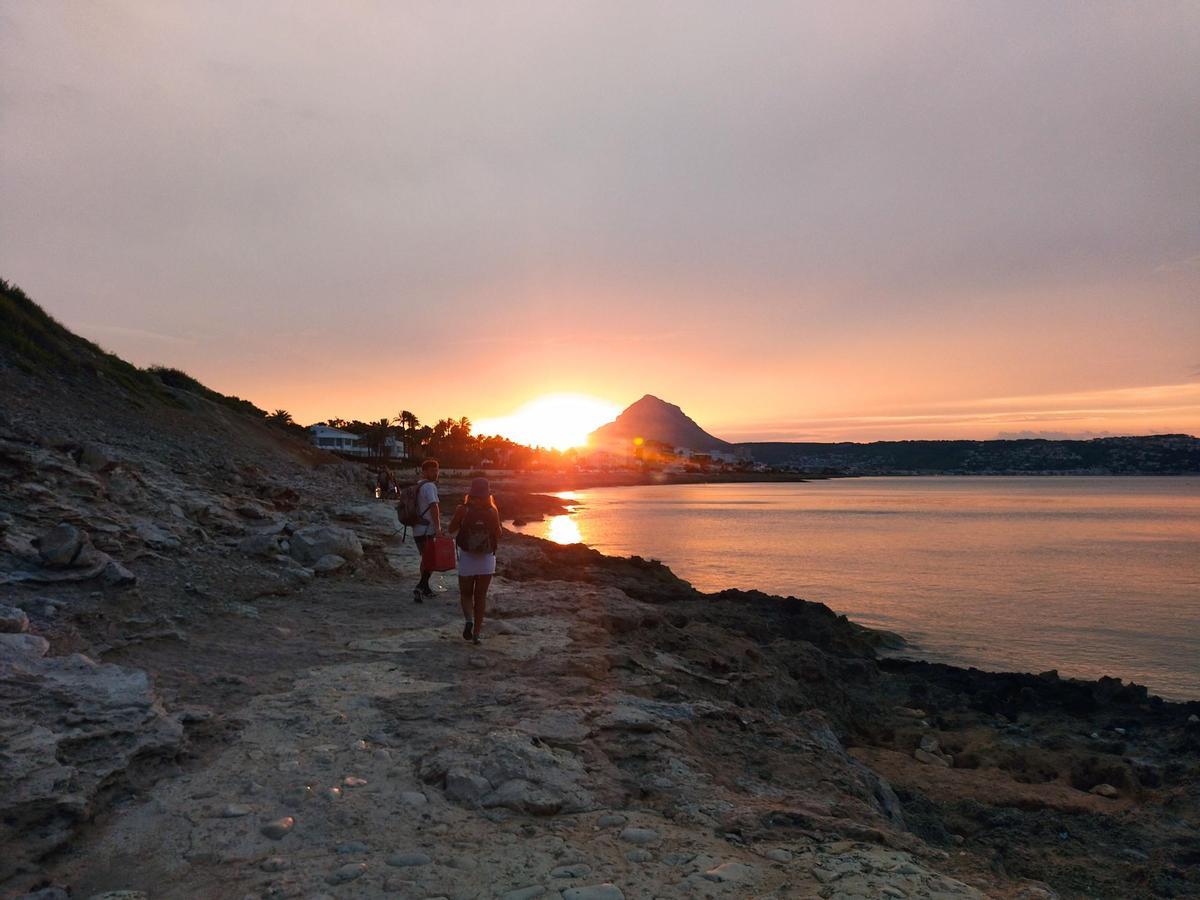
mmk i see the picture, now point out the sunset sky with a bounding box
[2,2,1198,442]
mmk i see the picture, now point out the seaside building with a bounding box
[308,425,405,459]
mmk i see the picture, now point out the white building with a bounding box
[676,447,745,465]
[309,425,405,458]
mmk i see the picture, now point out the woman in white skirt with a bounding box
[447,477,501,645]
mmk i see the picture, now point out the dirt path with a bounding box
[28,546,988,900]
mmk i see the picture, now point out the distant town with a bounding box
[304,396,1200,476]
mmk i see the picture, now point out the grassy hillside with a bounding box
[1,277,164,396]
[0,277,267,419]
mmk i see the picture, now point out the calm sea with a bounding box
[511,477,1200,700]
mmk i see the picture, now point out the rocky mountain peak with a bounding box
[588,395,731,452]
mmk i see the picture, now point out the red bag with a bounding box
[422,535,457,572]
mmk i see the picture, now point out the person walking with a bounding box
[376,467,393,500]
[447,477,501,644]
[411,459,442,603]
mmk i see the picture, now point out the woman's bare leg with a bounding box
[458,576,475,627]
[472,574,493,639]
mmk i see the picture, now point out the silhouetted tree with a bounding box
[364,417,393,459]
[393,410,421,459]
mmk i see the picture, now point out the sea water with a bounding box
[511,476,1200,700]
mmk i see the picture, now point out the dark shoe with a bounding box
[412,588,423,604]
[420,586,436,600]
[462,621,473,641]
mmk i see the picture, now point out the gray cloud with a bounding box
[1,1,1198,426]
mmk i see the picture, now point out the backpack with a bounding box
[456,505,496,554]
[397,480,433,540]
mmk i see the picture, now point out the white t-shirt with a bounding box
[413,480,440,537]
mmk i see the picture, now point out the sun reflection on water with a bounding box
[547,515,583,545]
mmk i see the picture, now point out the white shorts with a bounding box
[457,551,496,577]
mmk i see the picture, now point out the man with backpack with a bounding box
[397,459,442,602]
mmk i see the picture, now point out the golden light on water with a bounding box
[474,394,620,451]
[547,515,583,545]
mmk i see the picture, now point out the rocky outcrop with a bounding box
[419,729,597,815]
[0,650,184,881]
[0,632,50,658]
[288,525,363,567]
[0,602,29,633]
[35,523,88,567]
[331,503,400,536]
[1,523,138,588]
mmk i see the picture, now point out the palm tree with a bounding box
[268,409,293,426]
[364,417,392,459]
[393,410,420,459]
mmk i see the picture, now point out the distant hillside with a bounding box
[0,277,268,419]
[589,395,731,451]
[1,277,167,398]
[0,277,322,466]
[741,436,1200,475]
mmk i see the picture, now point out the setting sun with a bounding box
[474,393,620,451]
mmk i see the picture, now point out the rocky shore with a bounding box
[2,355,1199,899]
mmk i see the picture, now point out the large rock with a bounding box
[238,532,282,558]
[312,554,347,574]
[133,520,181,551]
[76,442,121,473]
[332,503,400,535]
[420,729,596,815]
[105,470,145,506]
[289,525,363,566]
[0,632,49,659]
[35,524,85,567]
[102,558,137,587]
[0,653,183,880]
[0,603,30,633]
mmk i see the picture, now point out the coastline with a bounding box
[2,381,1198,897]
[497,475,1200,702]
[431,472,820,526]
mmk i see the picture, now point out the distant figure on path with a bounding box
[448,477,501,645]
[376,467,394,500]
[411,459,442,603]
